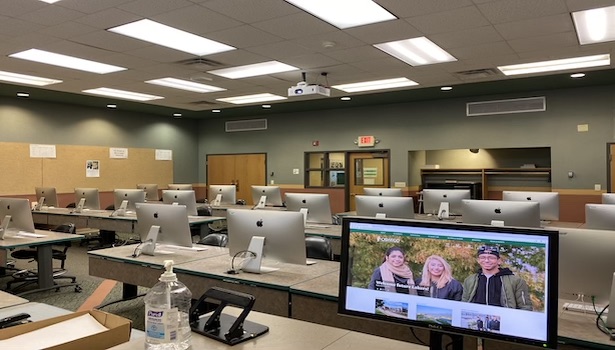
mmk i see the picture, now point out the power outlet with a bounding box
[292,168,300,175]
[595,184,602,191]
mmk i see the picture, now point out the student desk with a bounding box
[209,204,286,217]
[108,307,422,350]
[0,230,83,290]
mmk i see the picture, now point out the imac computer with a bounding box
[338,216,558,349]
[113,189,146,214]
[135,203,193,255]
[601,193,615,204]
[585,204,615,230]
[461,199,541,228]
[251,185,284,207]
[168,184,193,191]
[0,198,36,236]
[284,193,333,224]
[363,188,403,197]
[354,195,414,219]
[34,187,59,208]
[226,209,307,273]
[74,188,101,211]
[162,190,198,216]
[502,191,560,221]
[137,184,160,201]
[422,189,471,216]
[208,185,237,206]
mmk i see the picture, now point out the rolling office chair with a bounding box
[197,233,229,247]
[305,236,333,261]
[7,223,82,294]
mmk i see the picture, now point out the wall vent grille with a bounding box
[467,96,546,117]
[225,119,267,132]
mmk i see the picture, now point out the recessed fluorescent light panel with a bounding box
[146,78,226,93]
[374,37,457,66]
[332,77,418,93]
[216,93,287,104]
[38,0,62,3]
[108,19,235,56]
[573,6,615,45]
[9,49,126,74]
[285,0,396,29]
[208,61,299,79]
[82,88,164,101]
[0,70,62,86]
[497,54,610,76]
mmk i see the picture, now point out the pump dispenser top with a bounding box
[160,260,177,282]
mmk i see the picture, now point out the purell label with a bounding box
[145,306,179,342]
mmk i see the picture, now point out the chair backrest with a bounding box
[198,233,228,247]
[66,202,76,208]
[305,236,333,260]
[106,204,115,210]
[52,223,76,234]
[197,206,212,216]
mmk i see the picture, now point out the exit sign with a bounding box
[357,135,375,147]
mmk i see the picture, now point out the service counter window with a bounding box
[305,152,345,188]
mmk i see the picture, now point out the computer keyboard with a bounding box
[305,224,332,230]
[157,244,207,251]
[16,232,47,238]
[562,302,608,314]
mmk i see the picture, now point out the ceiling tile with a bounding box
[151,4,243,35]
[207,25,284,50]
[507,32,580,53]
[118,0,194,17]
[252,12,337,40]
[430,26,504,49]
[201,0,300,23]
[407,6,490,34]
[346,20,423,44]
[73,8,140,29]
[495,13,574,40]
[376,0,475,18]
[17,5,85,26]
[477,0,569,24]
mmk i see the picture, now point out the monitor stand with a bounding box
[0,215,11,240]
[375,213,387,218]
[34,196,45,211]
[429,331,463,350]
[605,272,615,328]
[241,236,278,274]
[437,202,450,219]
[75,198,86,213]
[113,200,129,217]
[140,225,160,256]
[254,196,267,209]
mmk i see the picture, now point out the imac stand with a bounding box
[0,215,11,240]
[34,197,45,211]
[437,202,450,219]
[140,225,160,256]
[490,220,505,227]
[299,208,308,225]
[255,195,267,209]
[606,272,615,328]
[113,200,129,217]
[241,236,278,274]
[211,194,222,207]
[375,213,387,218]
[75,198,86,213]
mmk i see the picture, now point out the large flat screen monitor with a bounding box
[162,190,198,216]
[137,184,160,201]
[0,198,36,234]
[584,203,615,230]
[363,188,403,197]
[208,185,237,205]
[226,209,307,273]
[113,189,146,213]
[461,199,541,228]
[502,191,560,221]
[422,189,471,216]
[135,203,193,249]
[355,195,414,219]
[250,185,283,206]
[74,188,101,210]
[284,193,332,224]
[558,226,615,306]
[35,187,59,208]
[168,183,193,191]
[338,216,558,349]
[601,193,615,204]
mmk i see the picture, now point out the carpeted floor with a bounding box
[1,239,148,330]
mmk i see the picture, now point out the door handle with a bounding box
[235,179,239,191]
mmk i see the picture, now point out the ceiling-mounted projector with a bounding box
[288,81,330,97]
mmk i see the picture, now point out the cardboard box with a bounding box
[0,309,131,350]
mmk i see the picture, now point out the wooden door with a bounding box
[207,154,266,204]
[348,151,390,211]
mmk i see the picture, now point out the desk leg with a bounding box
[123,283,138,299]
[36,245,53,289]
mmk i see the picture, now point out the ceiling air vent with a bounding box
[467,96,546,117]
[188,100,217,106]
[177,57,225,70]
[226,119,268,132]
[455,68,500,81]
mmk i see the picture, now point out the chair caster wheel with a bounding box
[75,285,82,293]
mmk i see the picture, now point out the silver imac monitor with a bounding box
[422,188,471,216]
[0,198,36,234]
[74,188,101,210]
[135,203,193,249]
[113,189,146,213]
[363,187,403,197]
[35,186,59,208]
[226,209,307,273]
[601,193,615,204]
[502,191,560,221]
[559,227,615,306]
[168,183,193,191]
[461,199,541,228]
[208,185,237,205]
[354,195,414,219]
[585,203,615,230]
[162,190,198,216]
[251,185,283,206]
[284,193,333,224]
[137,184,160,201]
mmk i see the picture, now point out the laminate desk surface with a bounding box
[108,307,422,350]
[88,244,229,266]
[0,291,28,309]
[0,229,83,249]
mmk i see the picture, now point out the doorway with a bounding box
[206,153,266,205]
[347,151,390,211]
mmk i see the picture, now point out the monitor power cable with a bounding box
[227,250,257,274]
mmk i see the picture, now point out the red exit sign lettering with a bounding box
[358,135,375,147]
